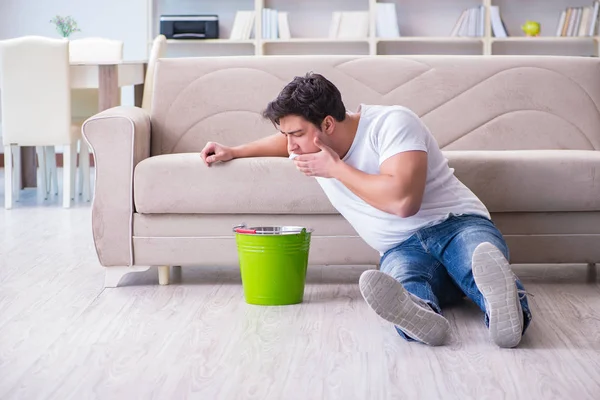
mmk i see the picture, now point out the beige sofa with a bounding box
[82,55,600,287]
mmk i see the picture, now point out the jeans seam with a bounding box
[429,260,442,281]
[416,231,429,253]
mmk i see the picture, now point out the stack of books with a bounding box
[556,2,600,36]
[489,6,508,37]
[329,11,370,39]
[230,9,292,40]
[376,3,400,38]
[450,6,486,37]
[261,8,291,40]
[230,11,255,40]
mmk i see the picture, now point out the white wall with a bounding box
[0,0,149,152]
[0,0,148,60]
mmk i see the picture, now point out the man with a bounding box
[200,72,532,348]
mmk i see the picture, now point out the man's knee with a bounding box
[393,270,431,286]
[455,223,510,262]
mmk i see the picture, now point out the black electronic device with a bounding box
[159,15,219,39]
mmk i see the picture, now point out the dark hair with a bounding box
[262,72,346,129]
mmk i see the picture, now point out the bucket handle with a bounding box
[233,223,253,234]
[235,228,257,234]
[232,224,313,235]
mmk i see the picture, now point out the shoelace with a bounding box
[512,271,535,298]
[517,289,533,299]
[408,293,436,311]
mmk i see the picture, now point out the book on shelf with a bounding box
[260,8,291,39]
[490,6,508,37]
[329,11,369,39]
[450,6,485,37]
[278,12,291,40]
[556,2,600,37]
[376,3,400,38]
[230,11,255,40]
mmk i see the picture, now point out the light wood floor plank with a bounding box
[0,184,107,398]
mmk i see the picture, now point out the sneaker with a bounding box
[359,269,450,346]
[472,242,524,348]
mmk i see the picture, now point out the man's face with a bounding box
[279,114,329,155]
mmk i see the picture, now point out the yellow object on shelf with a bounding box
[522,21,541,37]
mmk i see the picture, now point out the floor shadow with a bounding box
[511,324,600,351]
[118,265,374,287]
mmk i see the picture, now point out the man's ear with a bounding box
[322,116,335,135]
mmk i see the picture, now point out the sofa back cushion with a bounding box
[150,55,600,156]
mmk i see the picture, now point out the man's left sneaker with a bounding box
[472,242,524,348]
[359,269,450,346]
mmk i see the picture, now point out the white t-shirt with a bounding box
[315,104,490,255]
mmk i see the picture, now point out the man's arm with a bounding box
[294,138,427,217]
[201,133,288,165]
[333,151,428,217]
[232,133,288,158]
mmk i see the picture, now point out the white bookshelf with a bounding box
[147,0,600,58]
[490,0,600,56]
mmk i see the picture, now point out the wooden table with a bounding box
[18,60,147,187]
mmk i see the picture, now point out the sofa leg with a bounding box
[587,263,597,283]
[158,266,170,285]
[104,266,151,288]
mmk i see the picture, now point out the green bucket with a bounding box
[233,225,312,306]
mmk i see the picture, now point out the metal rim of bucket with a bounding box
[233,224,313,235]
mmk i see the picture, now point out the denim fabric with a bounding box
[379,214,533,342]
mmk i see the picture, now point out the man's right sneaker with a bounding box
[472,242,524,348]
[359,269,450,346]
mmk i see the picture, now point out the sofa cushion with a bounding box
[134,153,336,214]
[446,150,600,212]
[134,150,600,214]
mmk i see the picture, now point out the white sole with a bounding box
[359,270,449,346]
[472,242,523,348]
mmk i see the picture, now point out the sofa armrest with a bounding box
[82,106,151,267]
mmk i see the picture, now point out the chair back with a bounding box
[0,36,71,146]
[142,35,167,112]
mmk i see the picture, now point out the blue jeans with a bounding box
[380,214,532,342]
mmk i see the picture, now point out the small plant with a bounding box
[49,15,81,38]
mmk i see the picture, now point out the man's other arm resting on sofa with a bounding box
[200,133,288,166]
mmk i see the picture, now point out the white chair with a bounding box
[141,35,167,112]
[66,37,124,201]
[0,36,80,208]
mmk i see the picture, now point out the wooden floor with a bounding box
[1,171,600,400]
